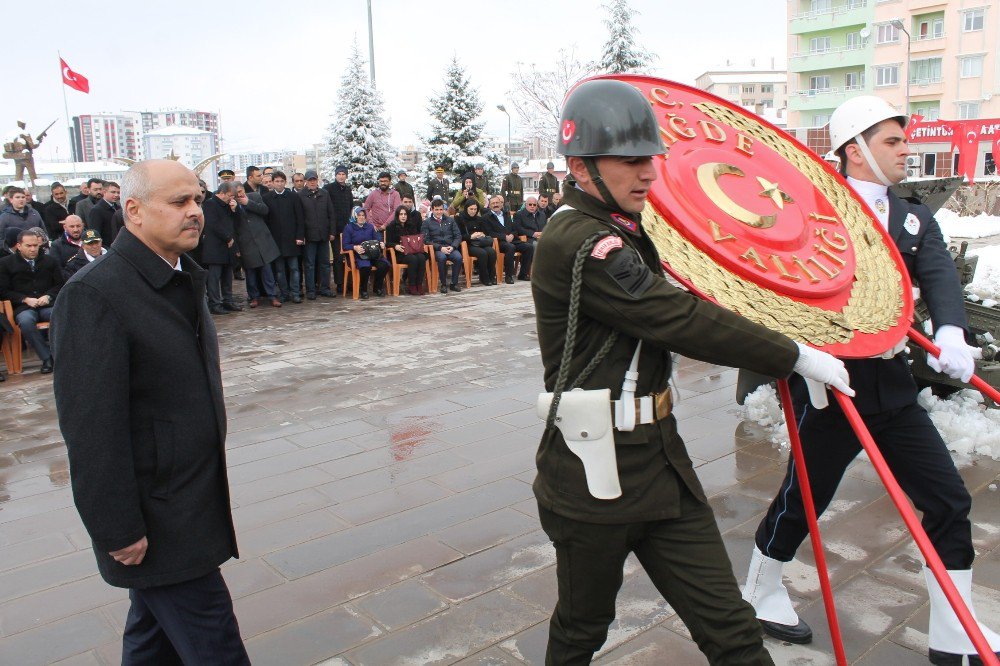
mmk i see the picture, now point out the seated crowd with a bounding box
[0,164,559,379]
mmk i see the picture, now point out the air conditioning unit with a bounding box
[906,167,921,179]
[905,155,921,167]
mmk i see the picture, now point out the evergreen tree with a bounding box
[320,40,398,199]
[418,56,504,198]
[595,0,656,74]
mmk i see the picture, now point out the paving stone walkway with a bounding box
[1,281,997,665]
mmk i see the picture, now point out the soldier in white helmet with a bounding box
[744,96,999,665]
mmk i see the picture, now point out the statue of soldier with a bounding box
[4,121,49,186]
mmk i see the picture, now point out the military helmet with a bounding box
[557,79,665,157]
[829,95,907,153]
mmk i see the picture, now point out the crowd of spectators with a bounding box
[0,162,561,379]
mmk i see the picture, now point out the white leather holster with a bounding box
[536,388,621,500]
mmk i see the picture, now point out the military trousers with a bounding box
[755,400,974,569]
[538,479,773,666]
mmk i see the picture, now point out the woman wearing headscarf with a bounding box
[341,207,389,299]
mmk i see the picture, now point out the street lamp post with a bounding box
[890,18,911,117]
[497,104,511,165]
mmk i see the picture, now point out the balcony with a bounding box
[911,34,946,53]
[789,45,870,72]
[908,77,945,97]
[790,0,870,34]
[789,85,867,111]
[908,0,947,9]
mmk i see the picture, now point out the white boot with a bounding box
[743,546,812,643]
[924,567,1000,665]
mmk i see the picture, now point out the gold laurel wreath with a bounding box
[642,102,903,346]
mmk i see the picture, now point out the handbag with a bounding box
[400,234,425,255]
[470,235,494,248]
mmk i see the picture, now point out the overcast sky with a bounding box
[13,0,786,162]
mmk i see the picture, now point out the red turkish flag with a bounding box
[949,122,964,155]
[961,125,980,184]
[60,58,89,93]
[906,114,923,141]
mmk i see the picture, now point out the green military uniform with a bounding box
[531,184,800,665]
[426,176,450,202]
[474,172,492,195]
[539,171,560,200]
[501,172,523,211]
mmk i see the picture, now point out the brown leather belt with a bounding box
[613,387,673,427]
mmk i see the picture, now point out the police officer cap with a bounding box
[82,229,101,243]
[557,79,665,158]
[217,169,235,178]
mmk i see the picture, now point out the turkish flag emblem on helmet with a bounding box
[561,120,576,145]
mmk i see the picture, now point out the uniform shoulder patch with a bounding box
[591,236,624,259]
[605,247,656,299]
[610,213,638,234]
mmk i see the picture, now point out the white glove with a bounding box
[793,342,855,409]
[927,325,978,383]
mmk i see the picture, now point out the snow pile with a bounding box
[937,209,1000,239]
[967,244,1000,301]
[917,388,1000,460]
[739,385,1000,462]
[741,384,789,449]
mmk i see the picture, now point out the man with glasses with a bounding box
[514,196,546,245]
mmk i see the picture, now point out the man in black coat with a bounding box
[42,182,70,239]
[323,165,354,292]
[86,181,122,243]
[0,228,62,373]
[484,195,533,283]
[74,178,104,223]
[48,214,86,267]
[265,172,305,303]
[201,182,242,314]
[297,170,336,299]
[52,159,249,665]
[514,196,546,242]
[67,181,89,215]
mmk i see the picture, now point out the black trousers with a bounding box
[399,253,426,286]
[539,482,772,666]
[359,261,389,294]
[206,264,234,308]
[755,401,974,569]
[122,569,249,665]
[467,243,497,283]
[499,240,533,278]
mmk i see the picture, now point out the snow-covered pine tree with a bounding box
[595,0,656,74]
[320,40,399,200]
[418,56,504,199]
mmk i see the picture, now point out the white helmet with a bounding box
[829,95,908,153]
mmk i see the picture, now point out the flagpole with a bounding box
[58,50,77,178]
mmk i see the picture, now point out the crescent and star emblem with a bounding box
[695,162,793,229]
[63,66,74,81]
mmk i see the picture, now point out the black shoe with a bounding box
[306,293,317,300]
[223,302,244,312]
[234,270,245,281]
[210,306,229,315]
[929,648,1000,665]
[40,358,53,374]
[360,291,370,300]
[450,284,462,292]
[375,289,386,297]
[518,276,531,281]
[505,275,515,284]
[0,370,5,382]
[439,283,448,294]
[758,618,812,645]
[319,290,336,298]
[291,296,302,304]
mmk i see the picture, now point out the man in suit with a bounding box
[265,172,306,303]
[201,182,242,315]
[484,194,532,283]
[74,178,104,223]
[53,159,249,665]
[514,196,546,243]
[42,182,70,239]
[323,165,353,294]
[67,181,89,215]
[87,181,122,243]
[531,79,852,665]
[744,96,1000,664]
[0,228,63,373]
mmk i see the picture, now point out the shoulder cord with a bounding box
[545,232,620,429]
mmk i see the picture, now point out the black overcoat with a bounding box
[52,228,237,589]
[264,189,305,257]
[200,195,237,265]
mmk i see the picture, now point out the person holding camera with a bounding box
[342,207,388,300]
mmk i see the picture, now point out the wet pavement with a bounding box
[1,281,997,665]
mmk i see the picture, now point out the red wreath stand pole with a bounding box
[908,327,1000,405]
[777,379,848,666]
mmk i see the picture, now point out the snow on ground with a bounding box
[739,385,1000,461]
[937,209,1000,239]
[967,244,1000,301]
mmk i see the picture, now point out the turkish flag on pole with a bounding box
[60,58,89,93]
[963,125,980,184]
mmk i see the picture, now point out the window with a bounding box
[809,75,831,92]
[809,36,831,53]
[916,17,944,39]
[743,85,756,94]
[923,153,937,176]
[911,58,942,84]
[875,65,899,86]
[960,56,984,78]
[729,84,739,94]
[958,102,980,119]
[913,104,940,121]
[845,71,865,90]
[813,114,831,127]
[877,23,900,44]
[962,9,985,31]
[761,99,774,108]
[761,84,773,93]
[846,31,863,49]
[810,0,831,11]
[986,152,996,176]
[742,99,756,106]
